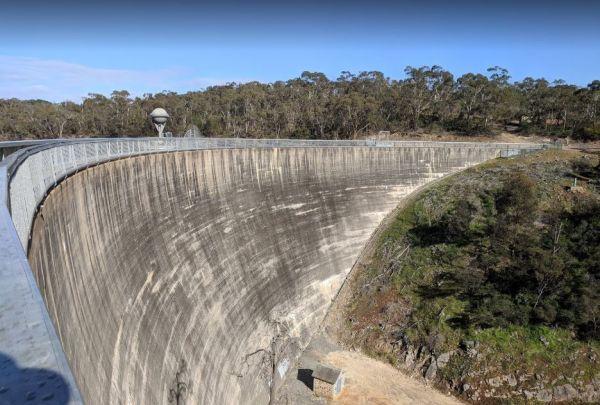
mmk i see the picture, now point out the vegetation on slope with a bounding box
[1,67,599,141]
[339,150,600,402]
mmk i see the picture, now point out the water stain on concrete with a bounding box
[27,146,497,404]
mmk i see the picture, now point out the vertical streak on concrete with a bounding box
[28,146,498,404]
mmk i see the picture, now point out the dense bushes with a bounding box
[412,171,600,340]
[574,126,600,141]
[349,151,600,353]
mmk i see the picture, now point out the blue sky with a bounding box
[1,0,598,102]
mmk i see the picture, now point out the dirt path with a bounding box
[278,335,462,405]
[324,350,462,405]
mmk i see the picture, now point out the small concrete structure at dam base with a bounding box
[0,138,546,404]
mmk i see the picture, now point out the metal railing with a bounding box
[3,138,545,247]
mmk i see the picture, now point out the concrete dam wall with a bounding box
[24,144,507,404]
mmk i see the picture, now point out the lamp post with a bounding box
[150,108,170,137]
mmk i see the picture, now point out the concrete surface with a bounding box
[0,161,82,405]
[0,203,82,405]
[7,138,540,250]
[26,145,506,404]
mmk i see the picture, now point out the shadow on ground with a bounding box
[297,369,314,390]
[0,352,70,404]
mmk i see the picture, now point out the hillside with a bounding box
[330,150,600,403]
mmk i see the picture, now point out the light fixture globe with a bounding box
[150,108,170,137]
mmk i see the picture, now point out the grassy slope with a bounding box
[338,150,600,402]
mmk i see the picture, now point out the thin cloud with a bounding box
[0,55,230,102]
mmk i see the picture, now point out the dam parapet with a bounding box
[0,138,547,404]
[3,138,546,249]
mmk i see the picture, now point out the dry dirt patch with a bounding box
[324,350,462,405]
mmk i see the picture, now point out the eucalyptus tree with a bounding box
[0,67,598,140]
[455,73,494,133]
[402,66,433,130]
[428,66,455,126]
[516,78,552,131]
[583,81,600,128]
[486,66,520,126]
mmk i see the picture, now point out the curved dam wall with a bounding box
[25,145,508,404]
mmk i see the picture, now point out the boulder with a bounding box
[487,377,502,388]
[581,384,599,402]
[436,352,453,369]
[553,384,577,402]
[535,389,553,402]
[506,374,517,387]
[404,347,417,369]
[425,360,438,381]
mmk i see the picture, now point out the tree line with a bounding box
[1,66,598,141]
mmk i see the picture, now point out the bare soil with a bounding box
[324,350,462,405]
[277,334,462,405]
